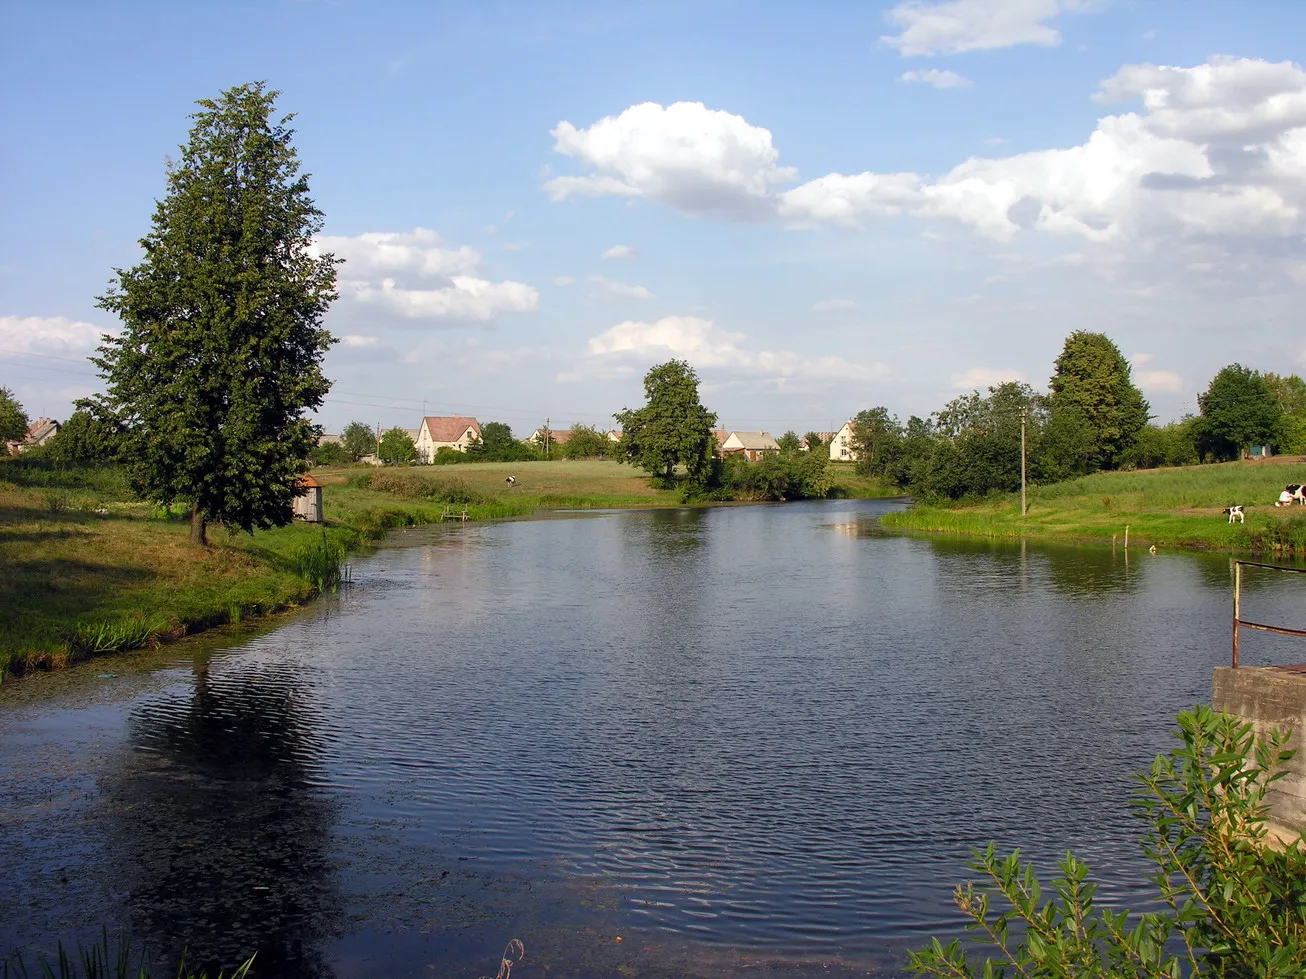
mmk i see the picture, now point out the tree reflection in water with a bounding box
[104,653,339,978]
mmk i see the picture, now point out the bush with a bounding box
[909,705,1306,978]
[289,536,346,591]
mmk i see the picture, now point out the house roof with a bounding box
[421,416,481,442]
[802,431,837,447]
[712,428,730,446]
[530,428,572,443]
[726,431,780,451]
[26,418,59,443]
[297,475,322,489]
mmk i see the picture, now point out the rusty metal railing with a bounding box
[1231,560,1306,668]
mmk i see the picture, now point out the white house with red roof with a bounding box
[414,415,481,463]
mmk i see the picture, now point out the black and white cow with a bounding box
[1276,484,1306,506]
[1223,505,1245,524]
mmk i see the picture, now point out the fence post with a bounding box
[1232,561,1242,668]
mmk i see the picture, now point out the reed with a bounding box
[1,931,253,979]
[288,535,347,591]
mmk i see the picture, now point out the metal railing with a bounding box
[1231,560,1306,667]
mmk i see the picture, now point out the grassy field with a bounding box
[881,457,1306,553]
[1,457,892,680]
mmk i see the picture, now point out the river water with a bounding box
[3,499,1304,977]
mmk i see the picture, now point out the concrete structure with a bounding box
[292,475,324,522]
[830,420,857,462]
[1213,666,1306,839]
[414,416,481,463]
[721,431,780,462]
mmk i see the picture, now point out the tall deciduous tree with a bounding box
[1196,364,1281,460]
[0,387,29,450]
[613,359,717,488]
[93,83,338,544]
[341,421,377,461]
[377,427,416,464]
[1048,332,1149,470]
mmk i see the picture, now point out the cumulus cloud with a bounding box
[588,276,653,300]
[950,367,1027,390]
[313,228,480,278]
[320,229,540,324]
[781,56,1306,243]
[882,0,1091,57]
[1136,369,1184,392]
[602,244,637,260]
[545,102,797,220]
[812,299,856,311]
[577,315,878,385]
[900,69,973,89]
[0,315,105,355]
[340,334,379,347]
[343,276,539,322]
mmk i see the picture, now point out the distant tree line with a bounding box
[846,331,1306,502]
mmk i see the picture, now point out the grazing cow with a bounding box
[505,475,516,486]
[1223,505,1245,524]
[1292,484,1306,505]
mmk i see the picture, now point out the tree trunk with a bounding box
[189,504,208,546]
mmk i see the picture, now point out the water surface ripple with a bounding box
[3,499,1302,976]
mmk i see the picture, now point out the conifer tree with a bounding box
[93,83,339,544]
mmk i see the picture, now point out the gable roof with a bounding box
[26,418,60,444]
[421,416,481,442]
[725,431,780,451]
[712,428,730,446]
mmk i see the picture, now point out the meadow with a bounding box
[881,457,1306,553]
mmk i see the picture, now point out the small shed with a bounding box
[293,475,323,522]
[1249,444,1273,458]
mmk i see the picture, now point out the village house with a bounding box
[6,417,61,456]
[529,428,573,448]
[720,431,781,462]
[829,421,857,462]
[711,429,730,457]
[414,415,481,463]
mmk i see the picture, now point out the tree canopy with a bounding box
[466,421,539,462]
[0,387,29,449]
[563,424,610,459]
[341,421,377,461]
[92,82,338,544]
[613,359,717,488]
[40,407,123,465]
[1196,364,1280,460]
[377,427,416,464]
[1048,331,1149,469]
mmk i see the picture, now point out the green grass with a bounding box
[881,457,1306,553]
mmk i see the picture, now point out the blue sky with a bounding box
[4,0,1306,436]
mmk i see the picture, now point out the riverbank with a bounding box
[881,459,1306,553]
[1,458,893,680]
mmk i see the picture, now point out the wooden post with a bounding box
[1232,561,1242,668]
[1124,524,1129,549]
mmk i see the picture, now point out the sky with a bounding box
[4,0,1306,437]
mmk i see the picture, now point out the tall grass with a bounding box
[288,535,346,591]
[0,458,131,496]
[1,931,253,979]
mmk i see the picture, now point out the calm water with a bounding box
[3,499,1304,977]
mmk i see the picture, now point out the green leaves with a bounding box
[91,83,338,542]
[1049,331,1150,470]
[613,359,717,488]
[909,706,1306,978]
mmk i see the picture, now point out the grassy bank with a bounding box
[1,457,894,680]
[881,458,1306,553]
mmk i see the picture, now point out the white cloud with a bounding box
[900,69,973,89]
[343,276,539,322]
[579,315,879,385]
[313,228,481,278]
[782,56,1306,242]
[602,244,637,260]
[950,367,1027,390]
[0,315,104,356]
[812,299,856,311]
[320,229,540,324]
[882,0,1092,57]
[554,275,576,286]
[588,276,654,300]
[1136,369,1184,392]
[545,102,797,220]
[340,334,379,347]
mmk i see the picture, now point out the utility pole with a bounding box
[545,416,551,459]
[1020,408,1027,517]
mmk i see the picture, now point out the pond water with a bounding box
[3,499,1304,977]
